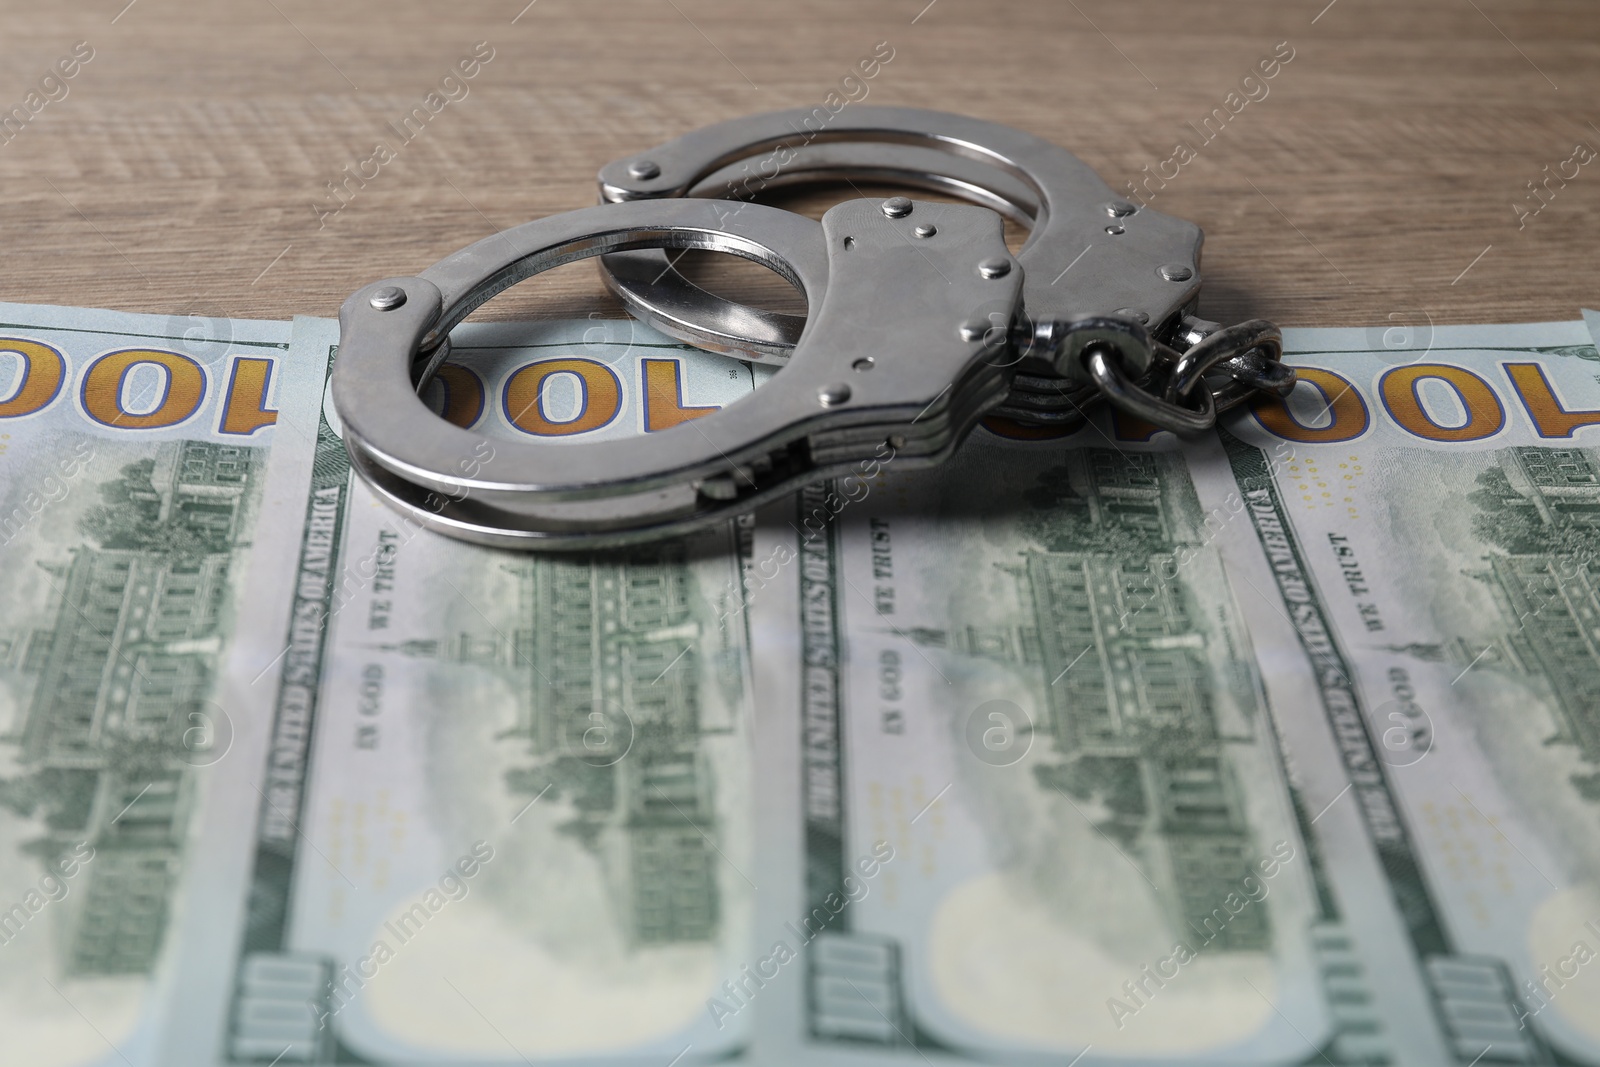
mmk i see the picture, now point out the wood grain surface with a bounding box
[0,0,1596,333]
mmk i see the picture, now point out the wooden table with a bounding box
[1,0,1595,332]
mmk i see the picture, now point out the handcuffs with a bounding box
[332,107,1293,550]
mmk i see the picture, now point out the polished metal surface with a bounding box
[588,106,1297,437]
[333,196,1025,549]
[335,109,1291,550]
[595,106,1204,382]
[595,140,1040,363]
[1085,344,1216,435]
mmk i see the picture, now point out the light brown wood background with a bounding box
[0,0,1596,332]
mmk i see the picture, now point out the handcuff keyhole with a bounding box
[843,236,856,250]
[1105,224,1126,236]
[853,357,875,372]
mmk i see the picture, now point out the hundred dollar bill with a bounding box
[742,415,1390,1064]
[0,301,326,1067]
[172,315,771,1065]
[1211,316,1600,1065]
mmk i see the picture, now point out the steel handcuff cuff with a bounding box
[594,106,1293,430]
[330,110,1294,550]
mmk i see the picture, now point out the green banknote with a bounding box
[19,296,1600,1067]
[0,301,324,1067]
[742,419,1387,1064]
[1212,316,1600,1065]
[178,315,770,1066]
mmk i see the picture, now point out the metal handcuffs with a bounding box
[595,106,1292,430]
[332,110,1293,550]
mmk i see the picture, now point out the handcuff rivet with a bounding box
[369,286,407,311]
[1104,200,1138,218]
[914,223,937,238]
[627,160,661,180]
[1159,264,1194,282]
[882,196,913,218]
[978,257,1011,279]
[819,383,852,406]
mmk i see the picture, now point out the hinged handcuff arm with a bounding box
[332,197,1023,548]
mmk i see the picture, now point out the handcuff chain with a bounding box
[1078,317,1294,435]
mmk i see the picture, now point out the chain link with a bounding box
[996,316,1295,436]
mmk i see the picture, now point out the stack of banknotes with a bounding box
[2,299,1600,1066]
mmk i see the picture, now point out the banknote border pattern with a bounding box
[1220,427,1566,1066]
[222,342,362,1064]
[795,483,970,1058]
